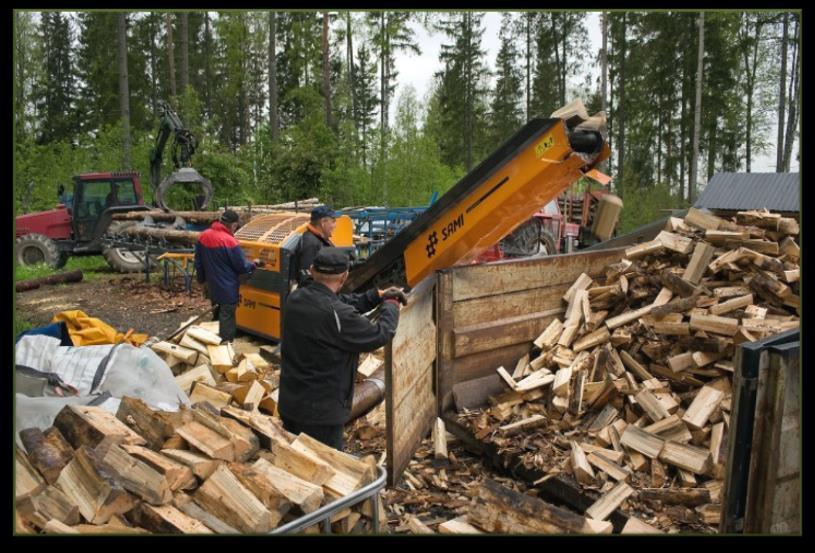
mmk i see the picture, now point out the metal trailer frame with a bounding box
[270,466,387,534]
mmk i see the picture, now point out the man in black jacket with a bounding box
[293,205,337,286]
[278,247,405,450]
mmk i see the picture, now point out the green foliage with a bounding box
[617,179,688,234]
[14,255,113,282]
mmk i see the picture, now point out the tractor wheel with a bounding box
[102,221,155,273]
[538,231,558,257]
[16,233,68,269]
[103,247,150,273]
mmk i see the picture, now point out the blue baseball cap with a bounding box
[310,205,335,222]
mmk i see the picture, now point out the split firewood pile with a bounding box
[455,208,799,533]
[16,397,383,534]
[150,321,283,418]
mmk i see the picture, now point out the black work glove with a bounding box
[253,259,265,269]
[381,287,408,306]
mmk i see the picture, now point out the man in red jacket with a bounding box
[194,210,260,343]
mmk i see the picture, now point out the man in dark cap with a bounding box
[278,247,407,450]
[293,205,337,286]
[194,209,261,343]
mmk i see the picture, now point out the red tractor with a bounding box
[15,100,213,272]
[15,172,154,272]
[479,189,623,261]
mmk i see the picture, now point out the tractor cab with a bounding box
[69,172,144,242]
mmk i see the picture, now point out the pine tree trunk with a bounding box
[15,12,26,141]
[268,11,278,141]
[616,14,627,198]
[782,17,799,172]
[322,12,333,131]
[204,13,212,118]
[689,12,705,204]
[149,15,158,115]
[118,13,132,169]
[743,15,763,173]
[180,12,189,93]
[347,12,357,141]
[776,13,788,172]
[526,14,531,121]
[601,12,608,113]
[166,14,176,98]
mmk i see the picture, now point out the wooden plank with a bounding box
[250,458,323,514]
[121,445,195,491]
[655,230,694,254]
[388,279,437,487]
[586,452,631,482]
[625,239,664,259]
[53,405,147,450]
[652,321,690,335]
[499,415,547,436]
[667,352,695,373]
[710,422,725,465]
[585,481,634,521]
[658,441,712,474]
[152,341,198,365]
[690,314,739,336]
[563,272,593,304]
[188,381,232,409]
[709,293,753,315]
[186,326,222,345]
[573,327,610,352]
[705,229,750,245]
[176,421,234,461]
[605,305,654,330]
[17,485,80,527]
[131,503,213,534]
[620,425,665,459]
[515,369,555,393]
[639,487,711,506]
[450,244,624,302]
[468,478,612,534]
[194,464,273,533]
[570,441,595,485]
[18,427,74,486]
[496,366,518,390]
[438,516,484,534]
[682,386,725,429]
[291,433,375,499]
[533,318,564,350]
[684,207,723,230]
[161,449,220,480]
[55,446,137,524]
[180,333,210,356]
[511,353,530,379]
[621,517,662,534]
[432,418,449,459]
[634,389,671,422]
[220,405,293,449]
[552,367,572,397]
[619,350,654,381]
[175,364,217,395]
[207,344,234,373]
[95,441,173,505]
[173,493,240,534]
[116,396,188,451]
[406,515,435,534]
[579,444,625,465]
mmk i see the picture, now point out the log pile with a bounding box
[16,398,381,534]
[453,208,799,533]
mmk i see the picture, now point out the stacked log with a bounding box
[454,207,798,532]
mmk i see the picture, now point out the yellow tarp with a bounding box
[52,310,148,347]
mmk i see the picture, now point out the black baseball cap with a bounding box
[312,247,351,275]
[310,205,335,222]
[220,209,240,224]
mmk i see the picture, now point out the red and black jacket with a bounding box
[194,221,255,305]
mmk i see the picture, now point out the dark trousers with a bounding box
[281,416,344,451]
[211,301,237,342]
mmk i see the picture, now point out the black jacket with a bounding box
[294,229,334,286]
[278,281,399,425]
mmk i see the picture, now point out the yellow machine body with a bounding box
[402,120,610,286]
[234,213,354,341]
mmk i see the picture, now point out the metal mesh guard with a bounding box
[235,213,309,245]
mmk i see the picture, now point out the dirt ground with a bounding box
[15,273,218,339]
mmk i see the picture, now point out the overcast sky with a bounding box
[390,11,798,176]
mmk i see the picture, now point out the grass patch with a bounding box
[14,255,116,283]
[14,310,36,338]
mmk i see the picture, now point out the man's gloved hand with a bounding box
[253,259,265,269]
[380,287,408,306]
